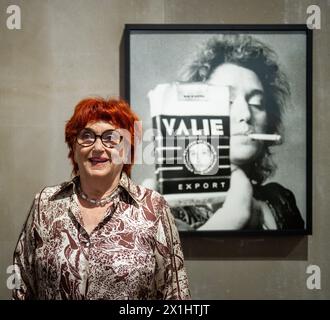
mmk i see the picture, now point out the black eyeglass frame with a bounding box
[76,128,123,148]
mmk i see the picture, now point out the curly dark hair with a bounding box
[179,34,291,184]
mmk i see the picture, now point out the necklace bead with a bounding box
[77,184,121,207]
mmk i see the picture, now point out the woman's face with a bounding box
[189,143,212,173]
[73,121,125,180]
[208,63,267,166]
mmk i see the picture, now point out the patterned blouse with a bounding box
[13,173,191,300]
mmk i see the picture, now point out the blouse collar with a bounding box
[49,171,142,205]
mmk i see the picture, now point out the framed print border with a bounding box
[124,24,312,236]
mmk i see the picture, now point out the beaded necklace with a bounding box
[77,183,121,207]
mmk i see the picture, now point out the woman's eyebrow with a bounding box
[84,127,115,133]
[82,127,95,132]
[246,89,264,100]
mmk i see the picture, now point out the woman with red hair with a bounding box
[13,97,190,300]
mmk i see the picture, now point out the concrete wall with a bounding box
[0,0,329,299]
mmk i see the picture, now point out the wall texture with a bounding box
[0,0,329,299]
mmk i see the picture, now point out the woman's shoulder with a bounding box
[254,182,305,229]
[254,182,295,198]
[134,184,169,209]
[122,175,168,209]
[129,183,174,223]
[33,179,75,202]
[25,180,75,227]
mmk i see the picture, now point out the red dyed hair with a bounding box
[65,97,140,176]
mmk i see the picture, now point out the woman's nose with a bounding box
[93,136,104,150]
[231,96,251,123]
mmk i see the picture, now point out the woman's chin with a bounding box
[87,172,109,179]
[84,167,110,178]
[230,145,261,166]
[84,164,123,179]
[230,153,258,166]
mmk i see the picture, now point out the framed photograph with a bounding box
[124,24,312,235]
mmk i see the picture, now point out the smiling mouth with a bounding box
[89,157,109,165]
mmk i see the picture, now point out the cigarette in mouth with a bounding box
[248,134,282,142]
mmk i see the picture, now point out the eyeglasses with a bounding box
[76,128,123,148]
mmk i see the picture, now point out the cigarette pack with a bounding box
[148,82,231,206]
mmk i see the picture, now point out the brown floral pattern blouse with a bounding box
[13,173,191,300]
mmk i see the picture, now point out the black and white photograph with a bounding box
[125,25,312,234]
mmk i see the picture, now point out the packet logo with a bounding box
[183,140,217,175]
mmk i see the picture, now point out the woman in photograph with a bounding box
[171,34,305,231]
[185,140,216,175]
[13,97,190,300]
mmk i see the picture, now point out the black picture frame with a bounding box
[123,24,312,236]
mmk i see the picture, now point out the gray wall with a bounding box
[0,0,329,299]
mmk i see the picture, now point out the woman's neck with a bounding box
[79,173,121,200]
